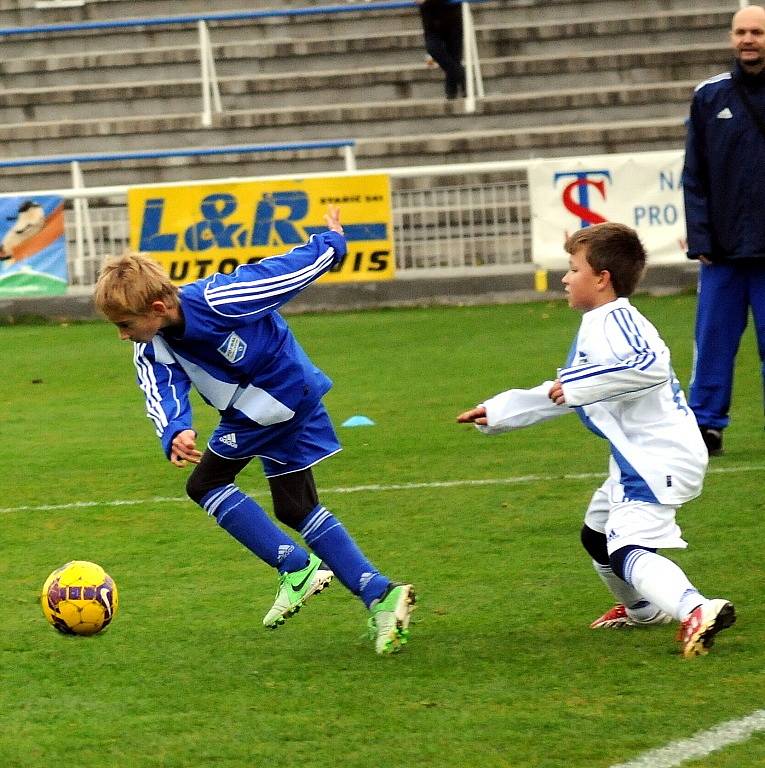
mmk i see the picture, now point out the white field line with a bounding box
[609,709,765,768]
[7,465,764,765]
[2,463,764,515]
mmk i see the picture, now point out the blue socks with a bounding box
[201,485,308,574]
[199,489,390,608]
[299,504,390,607]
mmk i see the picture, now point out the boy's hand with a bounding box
[170,429,202,467]
[324,205,343,236]
[456,405,488,425]
[548,379,566,405]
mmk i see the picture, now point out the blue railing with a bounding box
[0,0,488,174]
[0,0,493,281]
[0,140,357,170]
[0,0,489,126]
[0,0,488,37]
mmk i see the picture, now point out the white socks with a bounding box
[621,550,703,621]
[592,560,645,608]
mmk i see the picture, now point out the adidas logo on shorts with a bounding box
[219,432,238,448]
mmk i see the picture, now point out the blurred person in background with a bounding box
[416,0,466,99]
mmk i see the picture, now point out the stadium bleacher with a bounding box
[0,0,739,192]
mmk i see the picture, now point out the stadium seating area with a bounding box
[0,0,740,192]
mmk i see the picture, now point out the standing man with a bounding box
[682,4,765,456]
[416,0,466,100]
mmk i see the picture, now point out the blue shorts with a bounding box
[207,400,341,477]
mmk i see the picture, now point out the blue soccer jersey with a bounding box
[132,231,346,460]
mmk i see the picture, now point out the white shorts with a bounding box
[584,475,688,554]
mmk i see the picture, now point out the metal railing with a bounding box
[393,174,527,274]
[46,159,531,287]
[0,1,490,122]
[0,1,512,285]
[1,141,358,284]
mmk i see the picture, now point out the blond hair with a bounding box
[94,251,178,316]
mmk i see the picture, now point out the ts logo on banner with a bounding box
[528,151,687,269]
[553,170,612,228]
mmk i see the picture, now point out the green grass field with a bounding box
[2,295,764,768]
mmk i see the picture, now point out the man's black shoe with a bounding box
[700,427,723,457]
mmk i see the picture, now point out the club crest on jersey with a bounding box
[218,332,247,364]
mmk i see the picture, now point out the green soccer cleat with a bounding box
[263,553,333,629]
[367,583,416,655]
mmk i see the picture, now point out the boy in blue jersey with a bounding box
[457,222,736,658]
[94,206,414,655]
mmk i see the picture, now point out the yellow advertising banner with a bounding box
[127,174,395,284]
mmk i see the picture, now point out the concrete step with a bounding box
[0,1,733,195]
[356,117,686,165]
[0,79,695,155]
[0,24,486,86]
[0,43,731,123]
[3,116,686,192]
[0,8,732,85]
[0,4,510,56]
[0,0,729,26]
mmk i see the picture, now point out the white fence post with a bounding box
[198,20,222,127]
[343,144,357,172]
[462,1,484,114]
[70,161,97,285]
[467,3,484,100]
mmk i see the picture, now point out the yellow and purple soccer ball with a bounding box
[41,560,119,636]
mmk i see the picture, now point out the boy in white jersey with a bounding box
[457,222,735,658]
[94,207,414,655]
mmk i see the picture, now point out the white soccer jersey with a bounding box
[479,298,708,505]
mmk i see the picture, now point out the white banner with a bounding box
[529,150,687,269]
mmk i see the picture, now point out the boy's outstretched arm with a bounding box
[201,205,346,320]
[457,382,568,434]
[456,405,488,425]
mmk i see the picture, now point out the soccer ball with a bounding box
[41,560,119,636]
